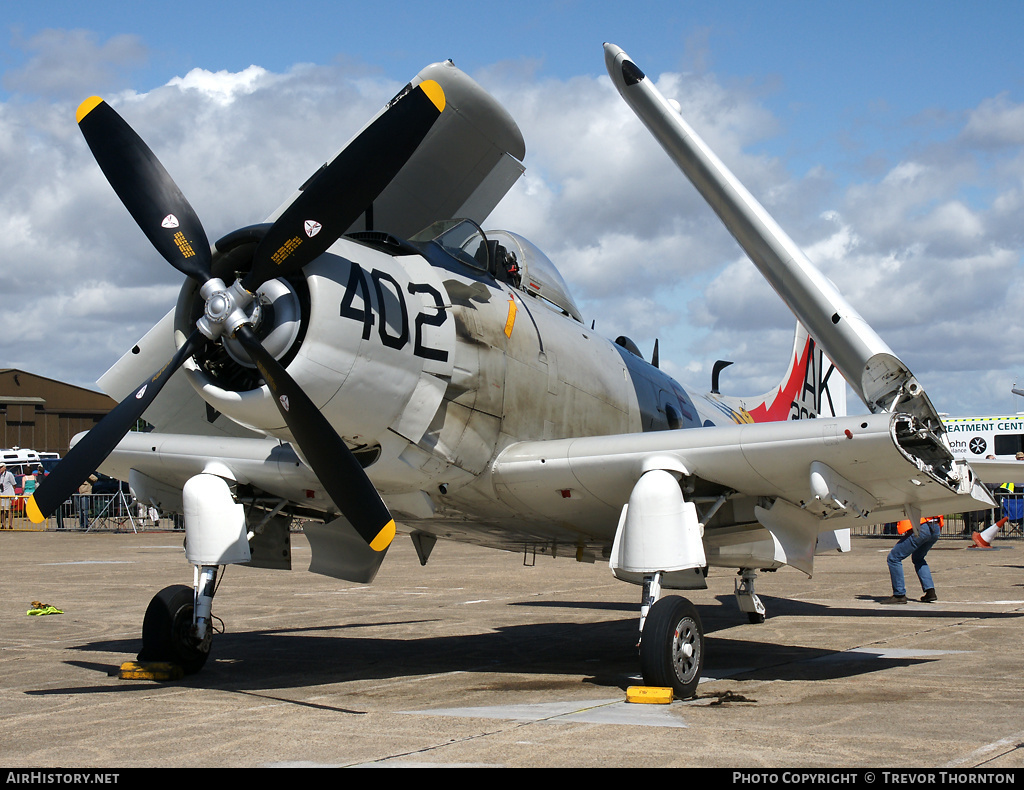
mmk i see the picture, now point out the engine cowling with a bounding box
[175,229,456,457]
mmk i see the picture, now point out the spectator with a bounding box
[21,468,38,498]
[75,475,96,530]
[0,464,15,529]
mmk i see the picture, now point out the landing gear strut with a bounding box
[612,471,710,697]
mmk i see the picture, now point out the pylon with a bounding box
[972,516,1008,548]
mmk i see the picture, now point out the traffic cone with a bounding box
[972,517,1008,548]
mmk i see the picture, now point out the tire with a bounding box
[639,595,704,698]
[139,584,211,674]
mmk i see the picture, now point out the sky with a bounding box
[3,0,1024,419]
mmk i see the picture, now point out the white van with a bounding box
[0,448,45,479]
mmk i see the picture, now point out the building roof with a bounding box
[0,369,116,412]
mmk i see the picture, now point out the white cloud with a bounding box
[962,93,1024,149]
[165,65,275,106]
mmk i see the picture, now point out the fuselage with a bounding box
[170,223,717,533]
[96,220,835,555]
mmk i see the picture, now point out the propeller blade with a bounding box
[26,331,205,523]
[77,96,212,282]
[242,79,446,291]
[233,324,395,552]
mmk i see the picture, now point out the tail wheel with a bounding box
[639,595,704,698]
[140,584,211,674]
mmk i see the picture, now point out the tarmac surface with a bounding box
[1,529,1023,768]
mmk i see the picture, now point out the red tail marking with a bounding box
[747,337,812,423]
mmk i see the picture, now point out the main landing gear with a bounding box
[139,564,221,674]
[639,594,705,698]
[137,474,245,673]
[635,567,767,697]
[612,471,710,698]
[637,572,705,698]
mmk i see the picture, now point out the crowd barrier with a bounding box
[0,492,182,532]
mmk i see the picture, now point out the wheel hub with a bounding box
[672,620,700,681]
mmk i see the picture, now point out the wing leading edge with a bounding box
[96,411,994,581]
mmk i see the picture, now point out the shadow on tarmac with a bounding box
[24,589,1018,701]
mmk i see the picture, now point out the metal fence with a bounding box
[0,492,183,532]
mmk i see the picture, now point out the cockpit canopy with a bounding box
[411,219,583,323]
[488,230,582,323]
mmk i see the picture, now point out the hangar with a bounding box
[0,369,115,456]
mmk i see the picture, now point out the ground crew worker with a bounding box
[882,515,943,604]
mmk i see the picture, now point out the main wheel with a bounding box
[639,595,704,698]
[139,584,211,674]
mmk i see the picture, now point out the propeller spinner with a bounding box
[28,80,446,557]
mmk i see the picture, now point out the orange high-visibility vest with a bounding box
[896,515,944,534]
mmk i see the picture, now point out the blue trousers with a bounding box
[887,521,941,596]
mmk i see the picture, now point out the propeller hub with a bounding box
[196,278,254,341]
[221,278,301,369]
[205,291,232,322]
[62,78,439,549]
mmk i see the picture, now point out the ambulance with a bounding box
[942,416,1024,460]
[0,448,46,480]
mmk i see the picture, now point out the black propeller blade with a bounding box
[233,324,396,552]
[243,79,445,292]
[27,330,205,523]
[76,97,212,282]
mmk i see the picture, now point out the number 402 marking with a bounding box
[339,263,449,363]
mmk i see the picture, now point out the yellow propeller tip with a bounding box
[369,519,396,552]
[419,80,445,113]
[76,96,104,124]
[25,495,45,524]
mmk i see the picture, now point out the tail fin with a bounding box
[707,323,846,423]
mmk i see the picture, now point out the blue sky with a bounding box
[3,0,1024,417]
[7,1,1022,157]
